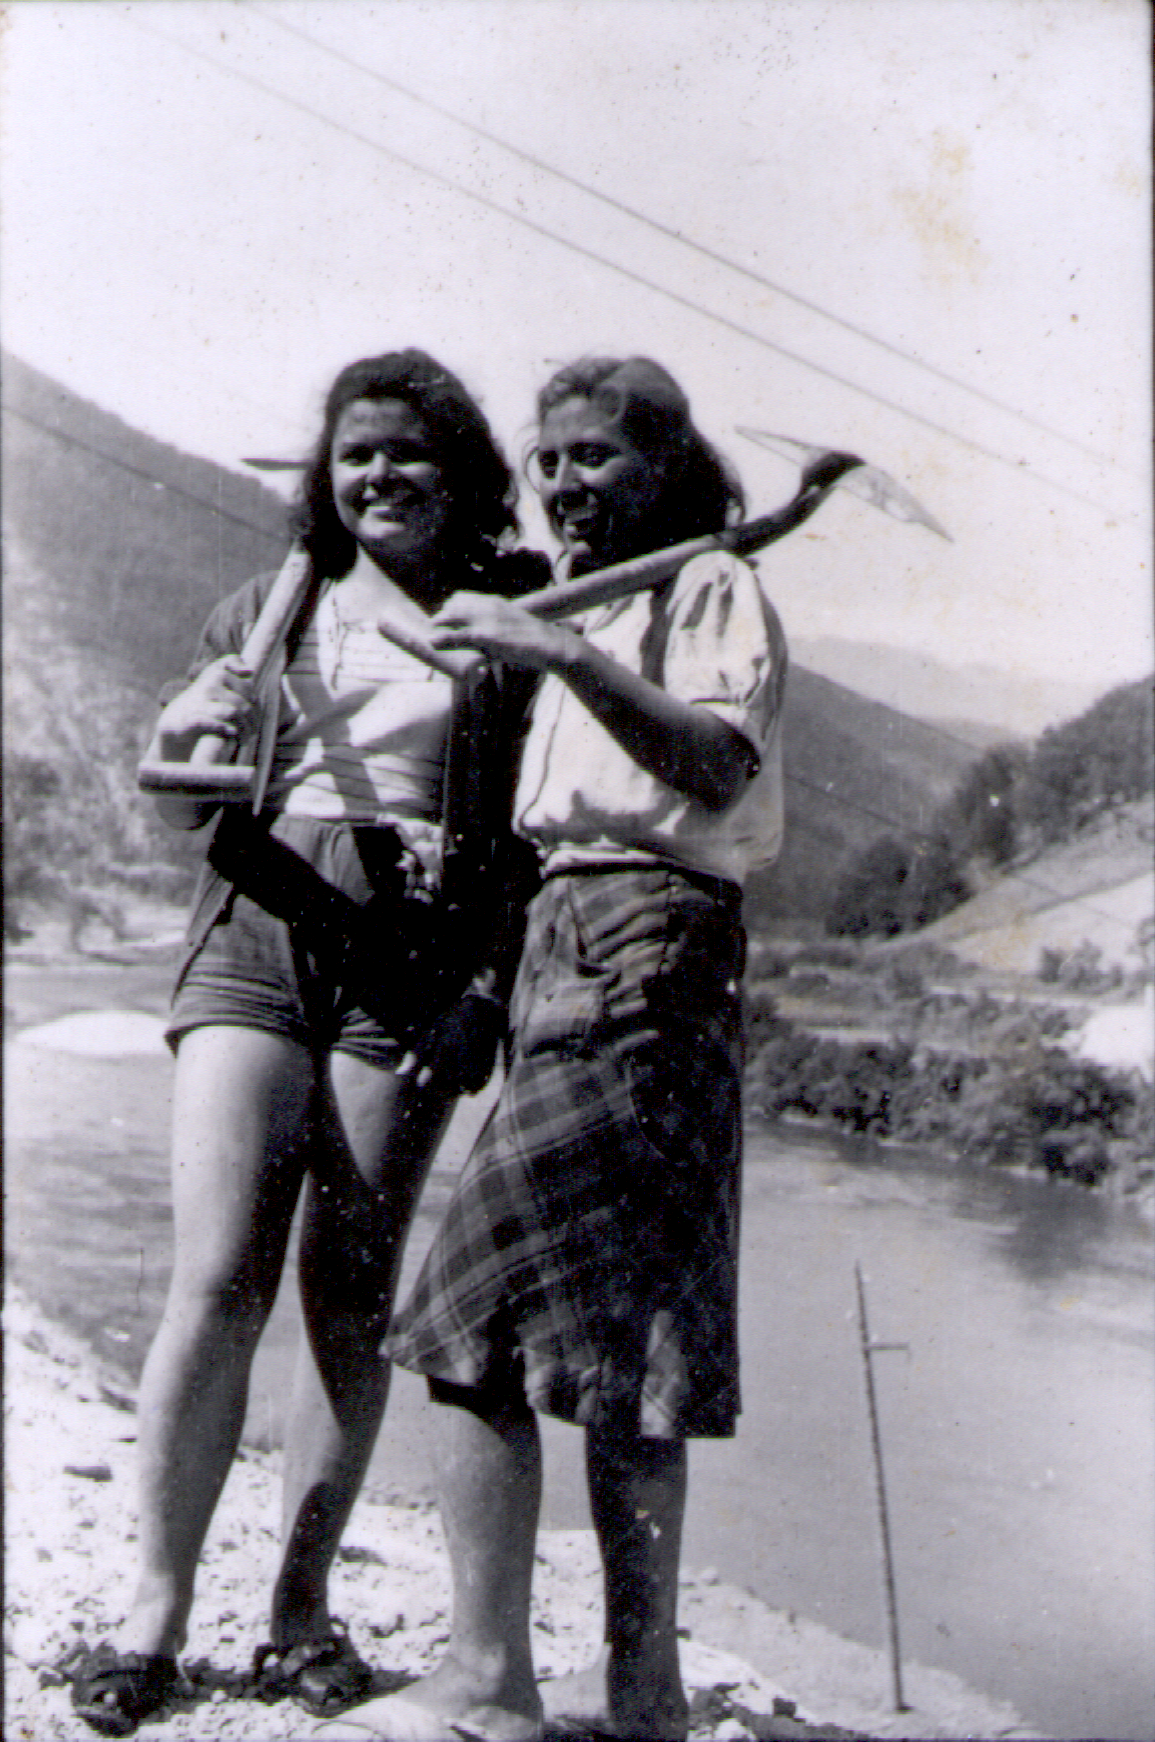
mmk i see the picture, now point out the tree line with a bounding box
[827,676,1154,938]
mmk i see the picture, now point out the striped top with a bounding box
[264,588,454,880]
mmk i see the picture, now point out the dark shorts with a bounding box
[168,815,443,1068]
[384,867,745,1439]
[169,887,406,1066]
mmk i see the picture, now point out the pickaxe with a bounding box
[139,442,945,797]
[737,431,952,541]
[137,543,313,802]
[376,441,948,678]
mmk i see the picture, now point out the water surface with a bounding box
[7,1006,1153,1738]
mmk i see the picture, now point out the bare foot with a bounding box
[541,1652,688,1741]
[541,1662,618,1735]
[112,1596,186,1661]
[312,1660,543,1741]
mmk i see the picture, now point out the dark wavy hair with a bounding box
[534,356,745,542]
[290,350,519,580]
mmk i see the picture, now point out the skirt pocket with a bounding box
[622,1033,740,1181]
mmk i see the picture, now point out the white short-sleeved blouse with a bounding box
[515,551,787,887]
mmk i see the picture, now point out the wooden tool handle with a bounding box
[137,544,314,797]
[135,763,258,799]
[518,459,862,620]
[517,534,719,620]
[375,467,863,675]
[234,543,315,686]
[374,537,725,677]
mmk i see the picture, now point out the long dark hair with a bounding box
[290,350,519,580]
[534,356,745,543]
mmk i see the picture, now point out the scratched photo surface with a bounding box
[4,5,1152,1740]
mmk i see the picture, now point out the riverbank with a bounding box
[4,1291,1039,1742]
[744,925,1154,1201]
[9,907,1146,1737]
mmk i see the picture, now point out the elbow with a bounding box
[697,727,758,812]
[698,765,750,813]
[155,797,217,832]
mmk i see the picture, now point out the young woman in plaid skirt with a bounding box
[356,358,787,1742]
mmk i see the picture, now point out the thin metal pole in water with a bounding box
[855,1262,910,1712]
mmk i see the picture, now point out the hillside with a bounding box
[917,798,1154,977]
[4,354,975,926]
[2,354,296,915]
[748,665,976,925]
[2,351,289,699]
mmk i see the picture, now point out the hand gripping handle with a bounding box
[136,545,313,800]
[376,455,864,677]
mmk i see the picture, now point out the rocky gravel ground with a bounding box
[4,1291,1039,1742]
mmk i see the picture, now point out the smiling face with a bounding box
[536,396,669,574]
[329,397,450,574]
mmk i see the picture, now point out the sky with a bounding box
[3,0,1151,709]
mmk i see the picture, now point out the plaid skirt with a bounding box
[385,867,745,1438]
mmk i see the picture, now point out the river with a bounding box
[6,961,1153,1739]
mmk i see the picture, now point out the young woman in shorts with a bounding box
[72,351,542,1736]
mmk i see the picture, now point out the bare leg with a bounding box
[273,1055,455,1647]
[542,1428,689,1740]
[335,1387,543,1741]
[118,1027,314,1657]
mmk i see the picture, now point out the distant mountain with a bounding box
[793,635,1101,740]
[2,354,980,925]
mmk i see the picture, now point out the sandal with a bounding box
[68,1643,178,1737]
[253,1621,374,1717]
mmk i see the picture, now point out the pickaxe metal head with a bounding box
[737,429,952,541]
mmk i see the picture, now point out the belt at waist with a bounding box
[540,858,741,911]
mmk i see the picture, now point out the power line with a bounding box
[131,14,1127,521]
[2,404,287,543]
[787,769,944,844]
[258,4,1120,477]
[7,395,1140,936]
[8,390,1130,824]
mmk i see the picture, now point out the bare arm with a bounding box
[430,593,756,813]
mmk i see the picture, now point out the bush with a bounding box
[1037,942,1124,993]
[826,834,969,938]
[3,733,193,934]
[746,1013,1152,1184]
[935,743,1025,867]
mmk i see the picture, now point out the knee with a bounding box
[165,1256,279,1342]
[588,1424,686,1479]
[299,1232,401,1332]
[429,1376,533,1433]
